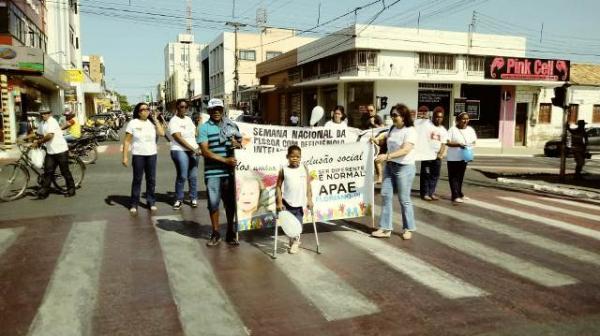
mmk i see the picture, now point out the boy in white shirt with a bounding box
[419,109,448,201]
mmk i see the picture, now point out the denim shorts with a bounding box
[205,175,235,212]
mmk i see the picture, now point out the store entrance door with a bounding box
[514,103,528,145]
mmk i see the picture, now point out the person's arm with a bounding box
[61,119,72,131]
[122,133,132,167]
[446,128,465,148]
[150,114,165,137]
[276,169,285,212]
[305,165,313,210]
[437,144,447,159]
[199,142,236,166]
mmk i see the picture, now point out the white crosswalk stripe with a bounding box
[500,197,600,222]
[537,196,600,211]
[416,221,579,287]
[334,230,488,299]
[28,221,106,336]
[468,199,600,241]
[0,227,23,257]
[413,200,600,267]
[274,237,380,321]
[152,215,248,336]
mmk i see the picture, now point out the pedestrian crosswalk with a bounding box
[0,192,599,335]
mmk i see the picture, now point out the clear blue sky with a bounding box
[79,0,600,103]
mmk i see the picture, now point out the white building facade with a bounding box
[257,25,578,148]
[203,28,316,108]
[164,34,205,110]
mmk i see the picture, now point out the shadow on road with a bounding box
[154,218,208,239]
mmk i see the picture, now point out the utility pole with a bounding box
[186,0,193,103]
[467,11,477,53]
[226,21,247,107]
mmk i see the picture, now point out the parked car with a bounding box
[544,127,600,157]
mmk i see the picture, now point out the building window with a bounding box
[467,56,485,72]
[357,50,377,69]
[593,105,600,123]
[239,50,256,61]
[418,53,456,71]
[538,103,552,124]
[568,104,579,124]
[266,51,282,60]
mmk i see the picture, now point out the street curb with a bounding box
[496,177,600,200]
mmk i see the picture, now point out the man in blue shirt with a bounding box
[198,98,240,246]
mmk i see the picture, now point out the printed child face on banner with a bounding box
[237,172,264,221]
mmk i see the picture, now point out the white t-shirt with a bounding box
[282,165,308,208]
[168,116,198,151]
[37,117,68,154]
[387,126,417,165]
[324,120,348,129]
[446,126,477,162]
[125,119,157,156]
[429,124,449,154]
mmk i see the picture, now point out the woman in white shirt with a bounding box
[324,105,348,128]
[446,112,477,205]
[169,99,201,210]
[371,104,417,240]
[122,102,165,214]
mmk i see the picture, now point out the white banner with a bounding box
[235,142,374,231]
[236,122,362,154]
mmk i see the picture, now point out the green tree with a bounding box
[116,92,132,112]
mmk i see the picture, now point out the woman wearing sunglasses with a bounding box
[370,104,417,240]
[168,99,201,210]
[122,102,165,215]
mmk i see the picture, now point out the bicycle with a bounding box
[0,144,85,201]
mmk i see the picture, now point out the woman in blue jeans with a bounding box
[168,99,201,210]
[122,102,165,215]
[371,104,417,240]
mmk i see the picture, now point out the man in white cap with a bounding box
[197,98,241,246]
[33,108,76,198]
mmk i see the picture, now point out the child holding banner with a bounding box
[276,145,314,254]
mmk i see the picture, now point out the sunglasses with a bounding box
[390,113,400,118]
[140,107,149,111]
[178,105,188,109]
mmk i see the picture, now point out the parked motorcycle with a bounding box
[68,132,100,164]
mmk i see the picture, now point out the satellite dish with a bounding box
[278,210,302,237]
[310,106,324,126]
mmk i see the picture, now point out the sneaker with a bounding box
[206,231,221,247]
[150,205,158,212]
[190,199,198,208]
[129,207,138,216]
[452,198,464,205]
[371,229,392,238]
[462,196,471,201]
[422,195,433,201]
[225,231,240,246]
[172,200,182,210]
[289,239,300,254]
[430,194,440,201]
[401,230,413,240]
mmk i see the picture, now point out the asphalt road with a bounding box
[0,143,599,335]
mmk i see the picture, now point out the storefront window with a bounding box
[460,84,500,138]
[345,82,374,128]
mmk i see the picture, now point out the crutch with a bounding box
[272,213,279,259]
[311,209,321,254]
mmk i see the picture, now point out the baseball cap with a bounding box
[207,98,224,110]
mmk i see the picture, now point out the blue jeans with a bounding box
[205,175,236,225]
[170,150,198,201]
[64,134,79,142]
[378,162,416,231]
[420,158,442,198]
[131,154,157,207]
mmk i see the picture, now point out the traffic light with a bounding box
[551,86,566,107]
